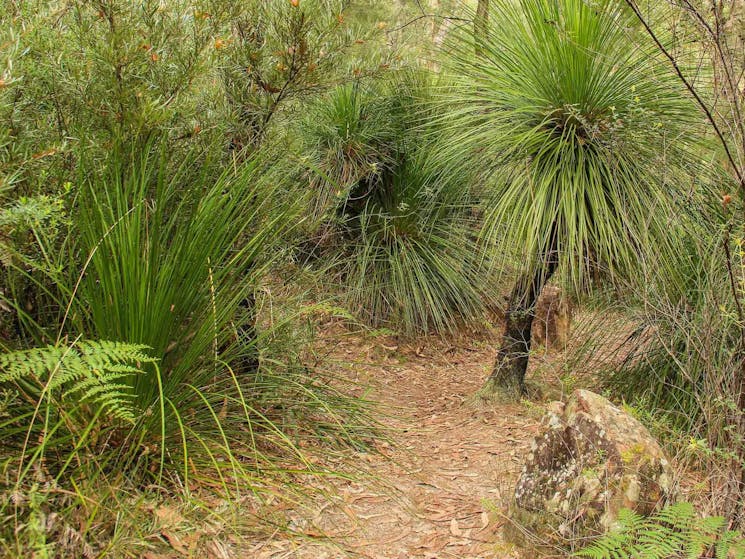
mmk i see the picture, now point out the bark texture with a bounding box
[486,233,559,397]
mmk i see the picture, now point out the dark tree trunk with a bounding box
[485,231,560,397]
[229,136,261,376]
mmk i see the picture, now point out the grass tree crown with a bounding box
[436,0,702,292]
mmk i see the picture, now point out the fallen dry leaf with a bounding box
[232,327,541,558]
[161,531,189,556]
[449,518,462,537]
[154,505,186,526]
[205,539,231,559]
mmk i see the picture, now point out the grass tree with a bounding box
[295,76,496,335]
[437,0,699,397]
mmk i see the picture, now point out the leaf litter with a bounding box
[250,325,541,558]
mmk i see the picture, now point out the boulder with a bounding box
[506,389,674,547]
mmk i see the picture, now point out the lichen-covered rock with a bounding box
[506,389,674,547]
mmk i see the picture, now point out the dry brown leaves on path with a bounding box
[249,326,545,559]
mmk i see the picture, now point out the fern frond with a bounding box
[575,503,745,559]
[0,340,155,423]
[0,347,67,383]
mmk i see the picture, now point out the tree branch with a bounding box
[623,0,745,192]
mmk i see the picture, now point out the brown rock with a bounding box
[506,389,674,547]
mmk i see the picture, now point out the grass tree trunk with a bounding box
[483,231,559,398]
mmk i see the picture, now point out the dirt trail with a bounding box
[251,329,544,559]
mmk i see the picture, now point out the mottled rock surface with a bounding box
[507,389,674,547]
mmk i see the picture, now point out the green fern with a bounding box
[576,503,745,559]
[0,341,156,423]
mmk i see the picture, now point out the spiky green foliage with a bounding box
[300,83,399,219]
[341,153,490,333]
[295,76,494,334]
[56,144,297,477]
[576,503,745,559]
[436,0,701,292]
[0,340,154,423]
[73,146,282,379]
[562,182,729,426]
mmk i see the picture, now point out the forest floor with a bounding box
[247,324,562,559]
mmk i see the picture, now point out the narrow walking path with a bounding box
[251,328,545,558]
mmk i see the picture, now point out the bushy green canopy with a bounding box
[437,0,702,291]
[295,76,496,334]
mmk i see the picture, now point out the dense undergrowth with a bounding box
[3,0,745,557]
[293,75,498,334]
[0,1,407,555]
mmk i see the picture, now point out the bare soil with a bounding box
[248,326,550,559]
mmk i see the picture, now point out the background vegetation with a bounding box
[2,0,745,557]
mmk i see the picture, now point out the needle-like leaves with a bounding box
[296,76,497,334]
[435,0,703,292]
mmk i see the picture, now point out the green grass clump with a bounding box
[0,144,377,556]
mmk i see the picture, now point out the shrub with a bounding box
[294,76,495,334]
